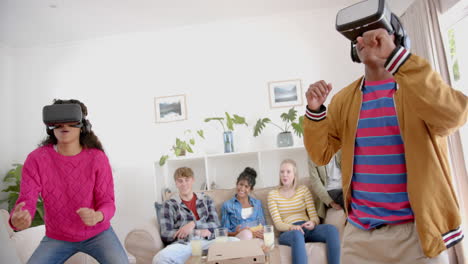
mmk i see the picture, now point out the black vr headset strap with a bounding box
[391,14,411,50]
[351,41,361,63]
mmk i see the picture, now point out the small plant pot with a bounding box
[223,131,234,153]
[277,132,294,148]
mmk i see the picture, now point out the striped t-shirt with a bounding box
[348,78,415,230]
[267,185,319,232]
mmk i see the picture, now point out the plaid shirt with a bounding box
[160,192,220,245]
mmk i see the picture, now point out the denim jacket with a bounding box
[221,195,266,233]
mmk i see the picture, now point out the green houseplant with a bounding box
[0,163,45,227]
[204,112,248,153]
[159,129,205,166]
[253,107,304,147]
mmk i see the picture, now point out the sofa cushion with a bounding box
[250,186,276,225]
[11,225,45,263]
[279,243,327,264]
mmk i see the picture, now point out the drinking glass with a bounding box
[190,229,202,256]
[263,225,274,249]
[215,227,228,242]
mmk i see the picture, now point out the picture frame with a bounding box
[268,79,303,108]
[154,94,187,123]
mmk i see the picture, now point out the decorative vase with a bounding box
[223,131,234,153]
[277,131,294,147]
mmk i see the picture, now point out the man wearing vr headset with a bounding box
[303,0,467,263]
[9,99,128,264]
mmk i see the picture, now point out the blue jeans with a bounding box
[153,237,239,264]
[27,227,128,264]
[278,222,340,264]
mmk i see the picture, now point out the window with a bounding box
[444,9,468,170]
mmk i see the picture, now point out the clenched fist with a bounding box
[76,208,104,226]
[306,80,332,111]
[355,28,396,67]
[11,202,32,230]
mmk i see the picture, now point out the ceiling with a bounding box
[0,0,414,48]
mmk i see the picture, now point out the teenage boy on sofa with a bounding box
[153,167,237,264]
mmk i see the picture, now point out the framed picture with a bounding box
[154,94,187,123]
[268,79,303,108]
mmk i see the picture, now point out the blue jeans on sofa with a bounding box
[278,221,340,264]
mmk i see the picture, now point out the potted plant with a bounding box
[159,129,205,166]
[0,163,45,227]
[253,107,304,147]
[204,112,248,153]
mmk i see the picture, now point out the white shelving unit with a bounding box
[154,146,309,201]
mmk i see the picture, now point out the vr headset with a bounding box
[335,0,410,63]
[43,104,83,130]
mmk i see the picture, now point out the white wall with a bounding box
[5,8,363,243]
[0,43,13,209]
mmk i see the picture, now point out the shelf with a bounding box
[154,146,310,201]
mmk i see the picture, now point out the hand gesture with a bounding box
[76,208,103,226]
[301,221,316,231]
[330,201,343,210]
[173,221,195,239]
[289,224,304,234]
[11,202,32,230]
[306,81,332,111]
[234,225,249,236]
[356,28,396,67]
[252,229,264,239]
[200,229,212,238]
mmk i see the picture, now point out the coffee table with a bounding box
[185,245,280,264]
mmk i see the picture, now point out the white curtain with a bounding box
[438,0,464,13]
[401,1,467,263]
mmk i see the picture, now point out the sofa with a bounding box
[124,178,347,264]
[0,209,97,264]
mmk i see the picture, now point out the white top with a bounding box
[326,155,342,191]
[241,207,254,219]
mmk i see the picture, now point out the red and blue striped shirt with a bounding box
[348,78,415,230]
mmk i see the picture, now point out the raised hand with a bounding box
[306,80,332,111]
[11,202,32,230]
[76,208,103,226]
[356,28,396,67]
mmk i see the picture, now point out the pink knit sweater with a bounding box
[10,145,115,242]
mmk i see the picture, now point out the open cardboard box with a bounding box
[207,239,265,264]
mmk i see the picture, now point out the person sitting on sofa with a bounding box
[9,99,128,264]
[267,159,340,264]
[308,150,343,221]
[154,167,237,264]
[221,167,266,240]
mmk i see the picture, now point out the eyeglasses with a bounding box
[48,122,83,130]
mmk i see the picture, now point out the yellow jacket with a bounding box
[303,47,468,257]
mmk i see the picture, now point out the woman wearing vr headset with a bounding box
[304,0,467,263]
[9,99,128,264]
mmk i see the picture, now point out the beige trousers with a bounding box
[341,222,449,264]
